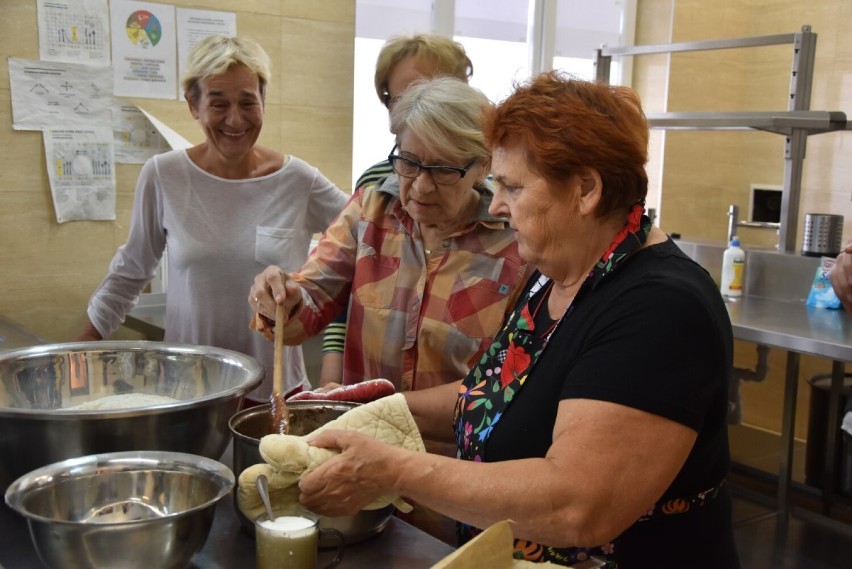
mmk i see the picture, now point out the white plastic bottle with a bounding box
[720,236,745,297]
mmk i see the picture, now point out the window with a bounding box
[552,0,629,81]
[352,0,633,188]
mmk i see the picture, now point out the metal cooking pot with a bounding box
[228,401,394,546]
[0,341,263,487]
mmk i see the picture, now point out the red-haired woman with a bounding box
[292,72,740,568]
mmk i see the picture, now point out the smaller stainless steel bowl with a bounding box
[229,401,394,546]
[4,450,234,569]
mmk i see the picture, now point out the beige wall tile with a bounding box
[0,3,38,91]
[278,104,354,191]
[278,0,355,22]
[187,0,280,17]
[279,18,355,108]
[0,90,43,188]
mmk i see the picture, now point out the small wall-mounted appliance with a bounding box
[748,184,783,223]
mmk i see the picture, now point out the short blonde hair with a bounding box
[390,77,491,165]
[375,34,472,107]
[182,35,270,102]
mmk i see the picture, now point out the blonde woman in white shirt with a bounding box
[75,35,349,402]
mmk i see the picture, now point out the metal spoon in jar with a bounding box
[256,474,275,520]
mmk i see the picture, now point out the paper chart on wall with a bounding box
[112,103,171,163]
[8,58,113,131]
[110,0,177,100]
[43,127,116,223]
[37,0,111,64]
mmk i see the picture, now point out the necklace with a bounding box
[530,280,562,339]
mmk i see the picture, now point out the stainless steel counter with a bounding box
[725,295,851,361]
[726,294,852,519]
[0,443,456,568]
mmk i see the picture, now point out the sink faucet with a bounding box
[727,204,781,248]
[727,205,739,245]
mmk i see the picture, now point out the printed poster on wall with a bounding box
[37,0,112,65]
[110,0,177,99]
[8,58,113,131]
[43,127,116,223]
[111,103,171,163]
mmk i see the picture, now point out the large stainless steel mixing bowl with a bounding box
[0,341,263,486]
[4,450,234,569]
[229,401,395,545]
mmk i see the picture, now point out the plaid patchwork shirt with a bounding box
[287,175,527,392]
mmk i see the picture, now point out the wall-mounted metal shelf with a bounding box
[597,25,852,526]
[596,25,850,254]
[646,111,849,135]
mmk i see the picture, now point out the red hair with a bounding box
[483,71,649,216]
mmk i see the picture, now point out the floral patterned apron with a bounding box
[453,203,650,567]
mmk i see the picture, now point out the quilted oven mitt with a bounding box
[238,393,426,522]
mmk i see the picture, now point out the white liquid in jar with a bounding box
[258,515,315,537]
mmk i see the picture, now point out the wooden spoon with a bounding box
[270,302,289,435]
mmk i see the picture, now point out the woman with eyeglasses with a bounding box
[318,34,476,388]
[249,76,526,397]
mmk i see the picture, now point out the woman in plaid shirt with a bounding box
[250,77,526,395]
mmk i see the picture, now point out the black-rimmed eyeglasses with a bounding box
[387,146,476,186]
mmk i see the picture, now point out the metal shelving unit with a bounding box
[596,25,852,529]
[595,25,850,254]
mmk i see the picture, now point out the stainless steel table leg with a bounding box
[778,351,800,515]
[821,360,845,515]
